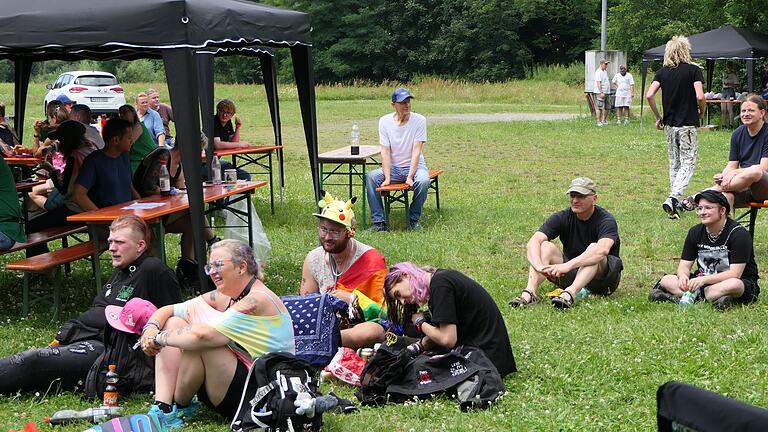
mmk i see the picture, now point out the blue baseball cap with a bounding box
[391,88,414,103]
[56,94,75,105]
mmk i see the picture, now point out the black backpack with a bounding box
[83,325,155,401]
[231,352,323,432]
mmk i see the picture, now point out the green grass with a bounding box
[0,81,766,431]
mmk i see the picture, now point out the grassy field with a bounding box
[0,80,766,431]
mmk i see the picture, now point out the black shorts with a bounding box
[197,359,249,421]
[552,255,623,295]
[690,275,759,304]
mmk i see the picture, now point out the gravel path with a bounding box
[429,112,579,124]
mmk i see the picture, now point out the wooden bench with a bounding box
[375,169,444,227]
[3,226,93,321]
[734,200,768,237]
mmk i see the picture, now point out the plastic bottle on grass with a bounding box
[45,406,123,425]
[211,155,222,184]
[103,364,119,407]
[679,291,696,308]
[575,288,590,301]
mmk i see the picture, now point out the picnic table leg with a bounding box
[361,162,368,229]
[268,152,274,214]
[749,207,759,237]
[22,273,30,317]
[434,176,441,210]
[246,191,254,248]
[89,225,102,294]
[155,222,166,264]
[52,267,61,322]
[319,162,325,199]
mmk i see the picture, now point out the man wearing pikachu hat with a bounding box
[300,192,388,348]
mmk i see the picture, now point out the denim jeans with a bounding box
[0,230,14,251]
[366,164,429,225]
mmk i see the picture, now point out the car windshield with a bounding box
[74,75,117,86]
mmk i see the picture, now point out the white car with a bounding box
[44,71,125,116]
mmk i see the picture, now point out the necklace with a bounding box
[706,224,725,243]
[228,275,257,309]
[328,241,356,282]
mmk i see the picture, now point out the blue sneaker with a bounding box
[148,403,185,430]
[176,400,201,423]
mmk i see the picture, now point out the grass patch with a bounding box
[0,82,765,431]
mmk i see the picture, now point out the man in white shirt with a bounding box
[365,88,429,231]
[594,59,611,126]
[612,65,635,124]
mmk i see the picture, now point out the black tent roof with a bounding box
[0,0,311,60]
[643,25,768,60]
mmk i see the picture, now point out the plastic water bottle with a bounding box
[103,364,119,407]
[350,122,360,155]
[159,163,171,196]
[679,291,696,308]
[45,406,123,425]
[575,288,590,301]
[211,155,222,184]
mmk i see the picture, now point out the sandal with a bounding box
[551,290,574,309]
[509,289,540,308]
[678,195,696,212]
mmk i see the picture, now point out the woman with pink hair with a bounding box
[383,262,517,377]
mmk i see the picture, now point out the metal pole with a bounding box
[601,0,607,51]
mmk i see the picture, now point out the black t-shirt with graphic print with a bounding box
[681,218,758,282]
[427,269,516,377]
[77,253,182,332]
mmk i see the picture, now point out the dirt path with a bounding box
[428,112,579,124]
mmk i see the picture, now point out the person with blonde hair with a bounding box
[646,35,706,219]
[135,92,166,147]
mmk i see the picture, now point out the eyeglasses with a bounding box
[220,110,235,116]
[318,226,345,239]
[204,258,233,275]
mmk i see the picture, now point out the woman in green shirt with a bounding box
[118,104,157,174]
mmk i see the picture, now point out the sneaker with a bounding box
[148,404,185,430]
[596,121,604,127]
[176,400,201,423]
[649,287,678,303]
[713,295,735,310]
[369,222,388,232]
[617,119,622,125]
[624,119,630,125]
[408,221,423,231]
[662,197,680,219]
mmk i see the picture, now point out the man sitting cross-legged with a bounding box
[300,192,387,349]
[649,190,759,310]
[509,177,623,309]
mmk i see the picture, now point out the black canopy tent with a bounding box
[0,0,319,285]
[640,25,768,118]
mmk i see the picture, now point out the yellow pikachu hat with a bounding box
[313,191,357,230]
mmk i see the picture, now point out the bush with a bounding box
[114,59,165,84]
[524,63,584,86]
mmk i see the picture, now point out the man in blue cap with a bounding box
[365,88,430,231]
[649,190,759,309]
[56,94,75,113]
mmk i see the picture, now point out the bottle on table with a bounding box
[159,163,171,196]
[102,364,119,407]
[211,155,222,184]
[45,406,123,425]
[350,121,360,155]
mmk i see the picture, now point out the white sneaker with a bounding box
[597,121,604,127]
[624,119,630,125]
[616,119,621,125]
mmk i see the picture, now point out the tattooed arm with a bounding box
[152,323,231,351]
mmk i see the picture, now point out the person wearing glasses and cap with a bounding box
[649,190,759,310]
[300,192,388,349]
[366,87,430,231]
[509,177,623,309]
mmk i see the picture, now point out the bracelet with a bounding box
[142,321,161,333]
[414,317,426,334]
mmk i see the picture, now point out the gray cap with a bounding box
[566,177,597,195]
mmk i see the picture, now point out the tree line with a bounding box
[0,0,765,85]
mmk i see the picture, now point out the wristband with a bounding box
[414,317,426,334]
[142,321,161,334]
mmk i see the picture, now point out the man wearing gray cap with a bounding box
[649,190,759,309]
[510,177,622,309]
[366,88,429,231]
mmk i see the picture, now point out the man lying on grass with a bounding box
[649,190,759,309]
[509,177,623,309]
